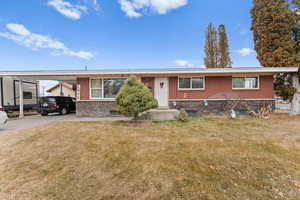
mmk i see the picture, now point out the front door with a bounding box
[154,78,169,108]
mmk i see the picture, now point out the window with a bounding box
[90,79,103,99]
[23,91,32,99]
[232,77,259,89]
[90,78,125,99]
[104,78,125,98]
[179,77,204,90]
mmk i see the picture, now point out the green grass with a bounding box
[0,114,300,200]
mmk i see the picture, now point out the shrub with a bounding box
[116,76,158,120]
[248,104,273,119]
[178,109,189,122]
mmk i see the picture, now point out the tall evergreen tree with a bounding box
[251,0,300,101]
[217,24,232,68]
[251,0,297,67]
[204,23,218,68]
[292,0,300,60]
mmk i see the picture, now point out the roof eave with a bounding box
[0,67,298,77]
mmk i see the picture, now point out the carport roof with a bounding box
[0,67,298,80]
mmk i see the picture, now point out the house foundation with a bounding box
[169,99,275,116]
[76,99,275,117]
[76,101,117,117]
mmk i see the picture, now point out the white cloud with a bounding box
[65,50,95,59]
[91,0,101,11]
[237,48,255,56]
[48,0,88,20]
[0,23,95,59]
[118,0,142,18]
[6,24,31,36]
[174,59,193,67]
[48,0,101,19]
[118,0,188,18]
[79,0,101,11]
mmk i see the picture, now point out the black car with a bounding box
[39,96,76,116]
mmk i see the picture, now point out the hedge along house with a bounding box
[0,67,299,117]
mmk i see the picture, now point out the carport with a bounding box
[0,70,77,118]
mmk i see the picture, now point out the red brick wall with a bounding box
[77,78,89,100]
[141,77,155,95]
[77,75,274,101]
[169,76,274,100]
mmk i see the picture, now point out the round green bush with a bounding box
[116,76,158,120]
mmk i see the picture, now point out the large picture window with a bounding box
[178,77,205,90]
[90,78,125,99]
[104,79,125,98]
[232,77,259,89]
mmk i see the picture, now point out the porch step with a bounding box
[142,109,180,121]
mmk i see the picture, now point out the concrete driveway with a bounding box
[0,114,76,134]
[0,114,130,134]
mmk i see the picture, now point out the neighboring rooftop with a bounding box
[46,82,74,93]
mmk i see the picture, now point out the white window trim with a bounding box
[89,78,126,100]
[89,78,103,99]
[232,76,260,90]
[178,76,205,90]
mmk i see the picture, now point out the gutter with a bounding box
[0,67,298,77]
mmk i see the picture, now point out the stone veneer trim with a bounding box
[76,99,275,117]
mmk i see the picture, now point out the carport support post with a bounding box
[290,73,300,115]
[19,80,24,118]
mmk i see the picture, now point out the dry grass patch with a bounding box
[1,114,300,200]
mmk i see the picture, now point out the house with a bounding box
[74,67,298,117]
[0,67,298,117]
[0,76,39,111]
[46,82,75,97]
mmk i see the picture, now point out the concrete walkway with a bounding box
[0,114,130,134]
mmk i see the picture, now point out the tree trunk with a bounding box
[133,113,139,121]
[290,73,300,115]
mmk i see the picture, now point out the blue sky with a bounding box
[0,0,259,73]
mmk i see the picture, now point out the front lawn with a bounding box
[0,114,300,199]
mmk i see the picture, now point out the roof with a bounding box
[0,67,298,80]
[46,82,74,92]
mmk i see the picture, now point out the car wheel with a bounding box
[60,108,68,115]
[41,112,48,116]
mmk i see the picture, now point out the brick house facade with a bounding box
[75,69,277,117]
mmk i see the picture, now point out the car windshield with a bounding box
[43,97,56,102]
